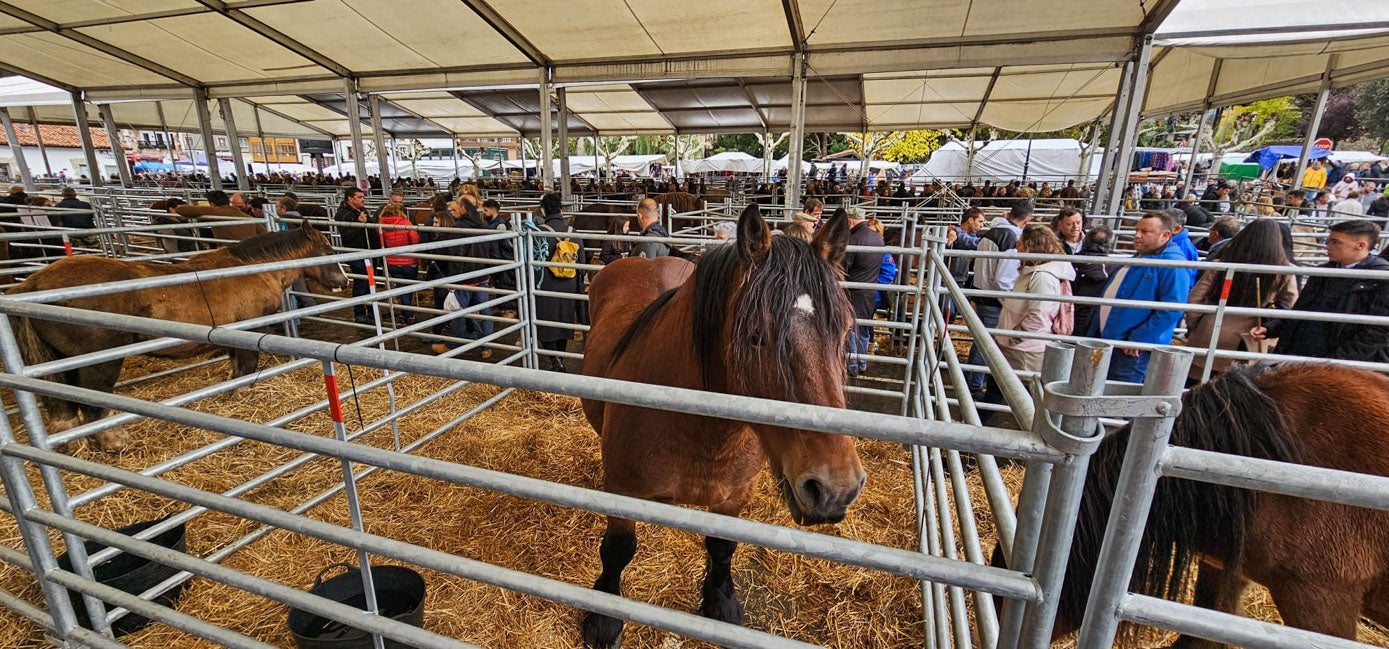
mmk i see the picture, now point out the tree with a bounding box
[1355,79,1389,148]
[711,134,761,156]
[803,132,850,159]
[879,130,942,164]
[1201,98,1300,164]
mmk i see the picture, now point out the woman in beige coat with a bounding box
[1185,219,1298,383]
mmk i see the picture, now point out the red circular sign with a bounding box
[1313,138,1334,151]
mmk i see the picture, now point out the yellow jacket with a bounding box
[1301,166,1327,190]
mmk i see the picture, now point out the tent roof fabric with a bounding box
[0,1,1382,139]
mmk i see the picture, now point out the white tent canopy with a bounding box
[913,139,1094,183]
[688,151,763,174]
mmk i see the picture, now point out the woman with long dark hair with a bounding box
[1185,218,1299,383]
[534,192,581,372]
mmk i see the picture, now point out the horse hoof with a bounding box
[700,587,745,626]
[581,611,624,649]
[92,428,127,454]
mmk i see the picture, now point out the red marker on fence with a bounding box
[1219,277,1233,301]
[365,263,376,287]
[321,363,344,424]
[61,234,72,257]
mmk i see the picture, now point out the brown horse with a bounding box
[578,204,866,648]
[7,222,349,453]
[1030,363,1389,645]
[654,191,705,223]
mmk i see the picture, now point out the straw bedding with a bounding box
[0,342,1385,648]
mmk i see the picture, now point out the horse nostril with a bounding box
[798,476,827,509]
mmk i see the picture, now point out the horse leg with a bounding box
[581,516,638,649]
[75,360,127,453]
[1167,559,1250,649]
[228,347,260,379]
[701,493,752,626]
[41,388,81,455]
[1266,580,1363,639]
[1361,580,1389,630]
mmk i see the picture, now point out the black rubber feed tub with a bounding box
[288,563,427,649]
[55,516,188,637]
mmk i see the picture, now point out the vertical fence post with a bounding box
[1074,348,1192,648]
[996,343,1076,649]
[1198,266,1236,384]
[1018,342,1112,648]
[0,315,115,637]
[320,360,385,649]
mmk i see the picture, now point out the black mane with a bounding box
[690,236,851,395]
[1059,364,1302,643]
[225,227,317,263]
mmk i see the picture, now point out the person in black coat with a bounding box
[841,206,884,376]
[1178,194,1215,229]
[1253,219,1389,363]
[1071,225,1114,339]
[334,187,380,323]
[534,193,581,372]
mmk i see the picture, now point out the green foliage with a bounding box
[1355,79,1389,146]
[711,134,763,156]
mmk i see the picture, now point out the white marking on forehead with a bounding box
[794,294,815,315]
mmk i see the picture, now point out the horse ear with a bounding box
[736,204,771,263]
[811,206,849,266]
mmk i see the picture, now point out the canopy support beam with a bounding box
[96,103,132,186]
[26,108,50,178]
[558,86,571,204]
[250,101,268,174]
[344,80,367,187]
[1181,58,1222,198]
[369,94,390,193]
[192,87,222,190]
[217,98,248,190]
[786,53,808,215]
[1107,36,1153,216]
[0,108,34,191]
[1293,55,1339,194]
[538,69,553,191]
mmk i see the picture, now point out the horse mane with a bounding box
[610,288,678,367]
[224,227,321,263]
[1061,364,1302,643]
[690,237,850,395]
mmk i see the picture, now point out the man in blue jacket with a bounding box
[1093,211,1191,383]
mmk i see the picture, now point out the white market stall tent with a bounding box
[687,151,763,174]
[913,139,1095,183]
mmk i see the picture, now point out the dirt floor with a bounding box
[0,302,1384,648]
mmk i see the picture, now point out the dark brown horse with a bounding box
[1026,363,1389,645]
[578,204,866,648]
[7,222,349,453]
[654,191,705,227]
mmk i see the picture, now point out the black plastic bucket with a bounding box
[287,563,427,649]
[55,516,188,637]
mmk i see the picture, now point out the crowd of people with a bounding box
[947,197,1389,403]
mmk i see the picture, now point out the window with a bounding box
[216,136,228,150]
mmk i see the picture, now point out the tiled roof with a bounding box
[0,124,113,149]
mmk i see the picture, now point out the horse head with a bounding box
[297,221,351,292]
[696,204,865,525]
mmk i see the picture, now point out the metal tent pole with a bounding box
[786,54,808,216]
[1181,108,1208,198]
[344,80,368,188]
[217,98,249,191]
[70,92,103,187]
[1107,35,1153,216]
[0,108,34,191]
[558,86,571,203]
[368,94,390,193]
[451,135,460,180]
[1293,56,1338,194]
[192,87,222,190]
[97,103,133,186]
[26,108,52,178]
[538,69,553,191]
[1091,62,1132,217]
[251,103,270,175]
[155,102,177,173]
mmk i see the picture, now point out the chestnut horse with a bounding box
[578,204,866,648]
[1019,363,1389,645]
[7,222,349,452]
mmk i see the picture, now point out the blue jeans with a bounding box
[386,264,418,322]
[1108,350,1151,384]
[448,282,494,348]
[346,259,371,319]
[846,325,872,376]
[964,301,1002,391]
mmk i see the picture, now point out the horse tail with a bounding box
[1061,364,1301,644]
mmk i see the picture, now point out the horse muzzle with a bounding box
[777,469,866,526]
